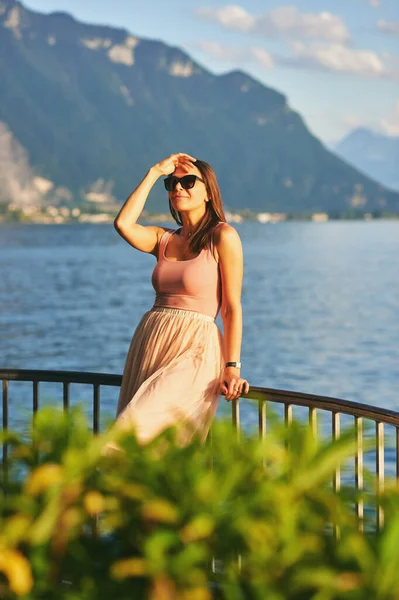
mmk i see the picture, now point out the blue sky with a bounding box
[23,0,399,143]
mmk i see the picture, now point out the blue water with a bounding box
[1,221,398,467]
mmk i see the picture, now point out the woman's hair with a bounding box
[168,159,226,254]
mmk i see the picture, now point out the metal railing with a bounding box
[2,368,399,531]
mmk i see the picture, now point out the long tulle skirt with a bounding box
[112,306,225,446]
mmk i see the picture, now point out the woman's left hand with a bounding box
[221,368,250,402]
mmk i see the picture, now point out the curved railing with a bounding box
[2,368,399,530]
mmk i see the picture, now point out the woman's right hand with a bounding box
[152,153,197,177]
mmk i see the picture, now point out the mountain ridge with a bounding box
[1,0,398,213]
[333,128,399,192]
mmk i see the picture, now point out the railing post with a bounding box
[376,421,384,530]
[332,412,341,493]
[355,417,364,530]
[396,427,399,484]
[258,400,267,473]
[258,400,266,440]
[63,382,70,412]
[231,396,242,570]
[332,412,341,540]
[2,380,9,489]
[232,398,240,441]
[284,404,293,426]
[1,370,399,539]
[309,407,317,440]
[33,380,39,414]
[93,384,100,434]
[284,404,293,452]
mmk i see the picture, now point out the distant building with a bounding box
[257,213,287,223]
[311,213,329,222]
[78,213,113,223]
[225,212,243,223]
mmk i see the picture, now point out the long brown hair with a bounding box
[168,159,226,254]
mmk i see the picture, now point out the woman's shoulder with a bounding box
[211,222,241,262]
[213,221,240,244]
[156,226,177,241]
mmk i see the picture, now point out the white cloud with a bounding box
[193,38,397,80]
[356,0,381,6]
[255,6,349,43]
[191,33,399,80]
[192,40,274,69]
[334,100,399,138]
[340,115,380,131]
[289,41,395,78]
[381,99,399,136]
[196,4,349,43]
[249,47,274,69]
[197,5,254,32]
[191,40,247,63]
[377,20,399,36]
[381,120,399,136]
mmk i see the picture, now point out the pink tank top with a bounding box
[151,223,223,319]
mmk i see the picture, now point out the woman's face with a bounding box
[168,164,208,214]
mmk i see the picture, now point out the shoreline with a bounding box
[1,214,399,225]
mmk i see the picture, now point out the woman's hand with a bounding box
[152,153,196,177]
[221,367,250,402]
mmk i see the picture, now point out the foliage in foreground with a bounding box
[0,407,399,600]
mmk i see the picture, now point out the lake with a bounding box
[1,220,398,441]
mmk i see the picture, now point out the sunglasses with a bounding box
[164,174,205,192]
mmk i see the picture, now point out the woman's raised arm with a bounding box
[114,153,195,255]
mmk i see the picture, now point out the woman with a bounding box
[110,152,249,447]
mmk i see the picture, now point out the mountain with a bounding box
[1,0,398,214]
[332,128,399,192]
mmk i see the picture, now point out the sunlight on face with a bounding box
[169,163,207,214]
[173,162,200,178]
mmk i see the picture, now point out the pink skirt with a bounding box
[113,306,225,446]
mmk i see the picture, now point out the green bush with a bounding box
[1,407,399,599]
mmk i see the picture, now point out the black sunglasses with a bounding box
[164,174,205,192]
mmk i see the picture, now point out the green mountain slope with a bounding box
[1,0,398,213]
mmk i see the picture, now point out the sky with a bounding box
[22,0,399,144]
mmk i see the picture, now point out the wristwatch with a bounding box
[225,362,242,368]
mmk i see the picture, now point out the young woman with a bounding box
[110,152,249,447]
